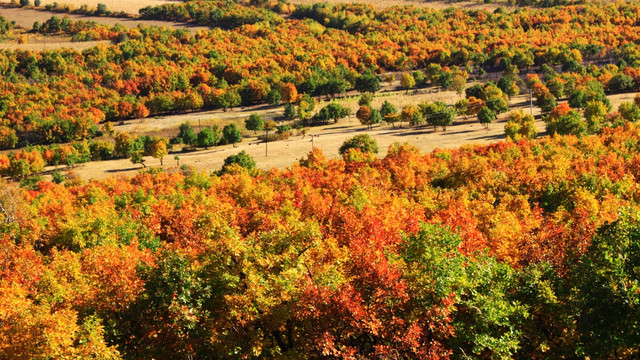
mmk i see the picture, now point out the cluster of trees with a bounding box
[171,121,244,149]
[3,0,640,149]
[139,0,289,29]
[4,122,640,358]
[0,16,15,36]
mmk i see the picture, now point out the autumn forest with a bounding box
[2,0,640,358]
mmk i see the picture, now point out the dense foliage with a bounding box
[3,1,640,148]
[4,122,640,358]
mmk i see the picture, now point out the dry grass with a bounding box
[0,0,173,15]
[0,6,210,33]
[0,33,111,50]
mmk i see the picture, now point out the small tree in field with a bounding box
[401,73,416,93]
[478,106,496,129]
[245,114,264,134]
[150,137,168,165]
[223,123,242,147]
[197,127,220,148]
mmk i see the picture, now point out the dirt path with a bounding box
[0,6,209,33]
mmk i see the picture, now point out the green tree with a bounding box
[619,102,640,122]
[244,114,264,134]
[177,122,197,146]
[130,151,145,168]
[19,0,29,7]
[283,103,295,118]
[537,91,558,114]
[608,73,634,93]
[584,100,608,133]
[546,77,565,98]
[401,224,527,360]
[320,103,350,123]
[146,94,175,114]
[422,101,456,131]
[380,101,398,127]
[223,123,242,147]
[354,70,381,94]
[498,75,520,98]
[96,3,108,15]
[573,210,640,359]
[545,109,586,136]
[338,134,378,155]
[197,127,220,148]
[266,89,281,106]
[454,98,469,120]
[222,150,256,171]
[478,106,497,129]
[358,93,373,107]
[216,89,241,111]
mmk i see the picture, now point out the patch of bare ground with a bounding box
[0,0,174,16]
[0,33,110,50]
[0,6,209,33]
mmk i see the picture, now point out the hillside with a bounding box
[3,124,640,358]
[1,0,640,358]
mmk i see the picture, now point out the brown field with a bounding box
[0,0,174,15]
[0,6,209,32]
[0,34,110,50]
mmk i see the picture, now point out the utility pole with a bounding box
[310,134,319,149]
